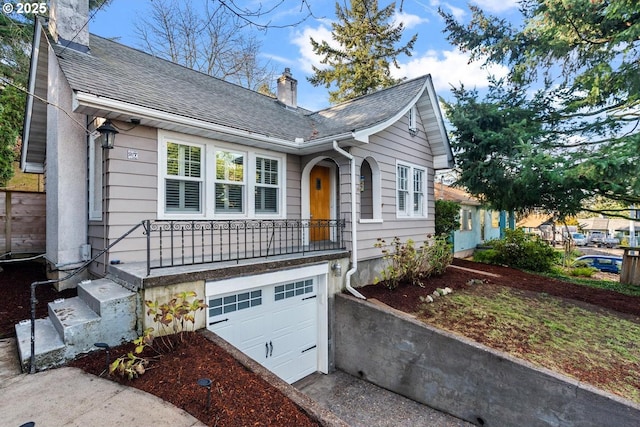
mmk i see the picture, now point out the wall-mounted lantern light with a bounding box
[97,120,118,149]
[331,262,342,277]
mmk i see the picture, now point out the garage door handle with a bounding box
[265,341,274,358]
[209,318,228,326]
[302,345,316,353]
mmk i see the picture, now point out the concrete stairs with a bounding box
[15,278,138,372]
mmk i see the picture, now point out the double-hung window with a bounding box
[413,168,424,215]
[165,142,202,213]
[255,156,279,214]
[396,161,427,218]
[397,165,410,215]
[159,131,285,218]
[215,150,245,214]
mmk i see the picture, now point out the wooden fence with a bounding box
[0,190,46,254]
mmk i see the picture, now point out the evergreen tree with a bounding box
[440,0,640,219]
[0,1,112,186]
[0,9,31,186]
[308,0,417,104]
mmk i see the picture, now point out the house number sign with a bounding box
[127,149,139,160]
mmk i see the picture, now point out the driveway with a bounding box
[296,370,474,427]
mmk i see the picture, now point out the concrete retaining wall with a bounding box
[334,294,640,427]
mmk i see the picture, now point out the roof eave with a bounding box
[424,75,455,169]
[74,92,357,154]
[21,20,45,173]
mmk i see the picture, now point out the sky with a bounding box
[90,0,523,111]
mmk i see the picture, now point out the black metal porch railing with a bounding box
[143,219,346,275]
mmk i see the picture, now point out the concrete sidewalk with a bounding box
[0,338,205,427]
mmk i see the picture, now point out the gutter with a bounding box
[74,92,358,154]
[332,140,366,300]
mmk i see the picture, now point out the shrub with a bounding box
[110,291,207,379]
[570,267,596,277]
[145,290,208,352]
[374,236,453,290]
[435,200,460,237]
[473,248,499,264]
[474,229,559,272]
[109,328,154,380]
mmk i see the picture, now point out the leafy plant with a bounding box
[145,291,208,352]
[109,328,154,380]
[109,291,207,379]
[435,200,460,237]
[474,229,559,272]
[374,236,453,290]
[569,267,596,278]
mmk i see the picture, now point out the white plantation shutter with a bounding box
[215,151,245,213]
[165,142,202,212]
[255,157,279,213]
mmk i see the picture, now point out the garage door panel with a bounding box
[207,274,321,384]
[236,313,269,349]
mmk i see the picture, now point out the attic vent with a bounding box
[408,105,418,136]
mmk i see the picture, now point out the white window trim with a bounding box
[396,160,427,219]
[250,153,284,217]
[214,148,247,215]
[88,133,102,221]
[159,136,205,217]
[158,130,286,220]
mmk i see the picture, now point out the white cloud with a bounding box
[441,3,466,21]
[393,10,429,29]
[471,0,520,13]
[291,23,336,74]
[393,49,509,94]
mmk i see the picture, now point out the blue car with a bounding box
[574,255,623,274]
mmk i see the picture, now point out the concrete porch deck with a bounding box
[107,249,349,289]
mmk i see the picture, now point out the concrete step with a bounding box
[15,278,139,372]
[15,318,65,372]
[49,297,102,355]
[77,278,138,345]
[78,278,136,317]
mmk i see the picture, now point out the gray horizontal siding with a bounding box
[351,117,435,261]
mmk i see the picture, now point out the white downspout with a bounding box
[333,140,366,299]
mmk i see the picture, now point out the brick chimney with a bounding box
[49,0,90,52]
[277,68,297,109]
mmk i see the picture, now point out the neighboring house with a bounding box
[579,217,612,242]
[434,185,504,257]
[19,0,453,382]
[517,213,556,243]
[580,217,639,242]
[612,218,640,245]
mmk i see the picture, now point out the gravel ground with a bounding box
[296,370,474,427]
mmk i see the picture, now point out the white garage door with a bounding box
[207,274,321,384]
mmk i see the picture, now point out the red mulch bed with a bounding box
[67,333,319,427]
[360,258,640,318]
[0,260,76,339]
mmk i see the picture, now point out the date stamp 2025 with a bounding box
[3,2,48,15]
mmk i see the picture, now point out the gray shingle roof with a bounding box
[54,34,429,142]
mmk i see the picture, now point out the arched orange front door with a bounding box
[309,165,330,241]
